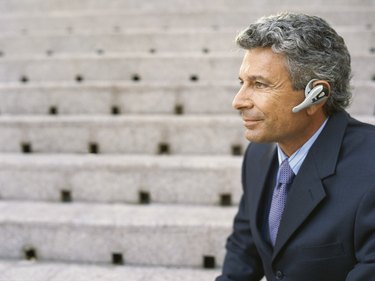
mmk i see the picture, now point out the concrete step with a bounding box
[0,0,371,14]
[0,201,235,267]
[1,54,374,83]
[0,9,374,35]
[0,29,373,56]
[0,81,374,116]
[2,31,236,56]
[0,154,242,205]
[0,260,225,281]
[0,54,242,83]
[0,115,249,155]
[0,82,238,116]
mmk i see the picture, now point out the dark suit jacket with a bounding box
[216,111,375,281]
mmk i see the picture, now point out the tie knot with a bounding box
[279,158,295,184]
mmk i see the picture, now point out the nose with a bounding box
[232,86,253,110]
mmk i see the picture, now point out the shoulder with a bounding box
[336,114,375,179]
[343,115,375,153]
[347,115,375,133]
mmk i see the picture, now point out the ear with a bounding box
[306,80,331,115]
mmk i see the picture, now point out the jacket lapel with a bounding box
[272,111,349,260]
[246,143,277,254]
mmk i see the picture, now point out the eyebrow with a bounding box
[239,75,272,84]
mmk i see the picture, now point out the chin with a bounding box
[244,130,272,143]
[245,132,262,143]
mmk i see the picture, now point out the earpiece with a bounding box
[292,79,329,113]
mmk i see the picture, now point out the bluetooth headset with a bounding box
[292,79,329,113]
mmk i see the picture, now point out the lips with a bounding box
[243,119,262,127]
[240,111,264,127]
[243,118,262,122]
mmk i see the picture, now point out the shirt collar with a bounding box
[277,118,328,175]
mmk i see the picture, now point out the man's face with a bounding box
[234,47,312,153]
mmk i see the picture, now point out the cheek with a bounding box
[251,94,275,114]
[264,102,297,131]
[253,89,285,107]
[255,95,285,119]
[252,91,301,124]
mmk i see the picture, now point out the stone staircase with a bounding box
[0,1,374,280]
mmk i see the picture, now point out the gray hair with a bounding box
[236,12,352,115]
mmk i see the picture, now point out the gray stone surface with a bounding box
[0,115,249,154]
[0,54,242,83]
[0,260,227,281]
[0,0,371,14]
[0,154,242,205]
[0,9,373,35]
[0,202,236,267]
[350,82,375,115]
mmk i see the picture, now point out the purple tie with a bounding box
[268,158,295,246]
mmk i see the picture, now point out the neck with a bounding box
[279,115,327,157]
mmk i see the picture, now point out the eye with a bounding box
[255,81,267,88]
[238,78,244,85]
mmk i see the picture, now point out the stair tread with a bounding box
[0,201,237,227]
[0,260,221,281]
[0,153,242,167]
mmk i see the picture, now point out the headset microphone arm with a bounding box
[292,82,328,113]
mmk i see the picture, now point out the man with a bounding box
[216,13,375,281]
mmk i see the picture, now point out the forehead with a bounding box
[239,47,289,81]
